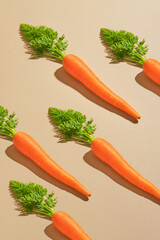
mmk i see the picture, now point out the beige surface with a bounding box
[1,0,160,239]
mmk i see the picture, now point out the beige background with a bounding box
[1,0,160,239]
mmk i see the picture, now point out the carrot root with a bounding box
[143,58,160,85]
[13,132,91,197]
[52,211,92,240]
[91,138,160,199]
[63,54,140,119]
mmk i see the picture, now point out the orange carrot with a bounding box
[63,54,140,119]
[20,24,140,120]
[52,211,92,240]
[143,58,160,85]
[91,138,160,199]
[50,107,160,199]
[13,132,91,197]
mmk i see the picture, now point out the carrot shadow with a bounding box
[54,67,138,124]
[44,223,69,240]
[135,71,160,96]
[83,150,160,205]
[5,144,89,201]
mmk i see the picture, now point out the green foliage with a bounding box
[49,107,96,144]
[20,24,68,60]
[101,28,148,64]
[10,180,57,217]
[0,106,18,138]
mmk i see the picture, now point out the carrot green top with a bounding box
[49,107,96,144]
[10,180,57,217]
[101,28,148,65]
[0,106,18,138]
[20,24,68,60]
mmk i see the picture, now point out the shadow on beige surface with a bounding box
[5,144,89,201]
[45,223,69,240]
[54,67,139,124]
[135,71,160,96]
[84,150,160,205]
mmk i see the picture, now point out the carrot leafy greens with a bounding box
[20,24,68,60]
[0,106,18,138]
[101,28,148,64]
[10,180,57,216]
[49,107,96,144]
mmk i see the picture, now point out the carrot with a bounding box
[52,211,92,240]
[91,138,160,199]
[63,54,140,119]
[101,28,160,86]
[143,58,160,85]
[0,106,90,197]
[49,107,160,199]
[13,132,91,197]
[20,24,140,119]
[10,181,92,240]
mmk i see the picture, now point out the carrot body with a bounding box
[63,54,140,119]
[52,211,92,240]
[143,58,160,85]
[91,138,160,199]
[13,132,91,197]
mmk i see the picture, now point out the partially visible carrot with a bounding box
[91,138,160,199]
[63,54,140,119]
[52,211,92,240]
[143,59,160,85]
[101,28,160,86]
[10,181,92,240]
[13,132,91,197]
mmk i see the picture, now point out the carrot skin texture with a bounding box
[63,54,140,119]
[143,58,160,85]
[52,211,92,240]
[13,132,91,197]
[91,138,160,199]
